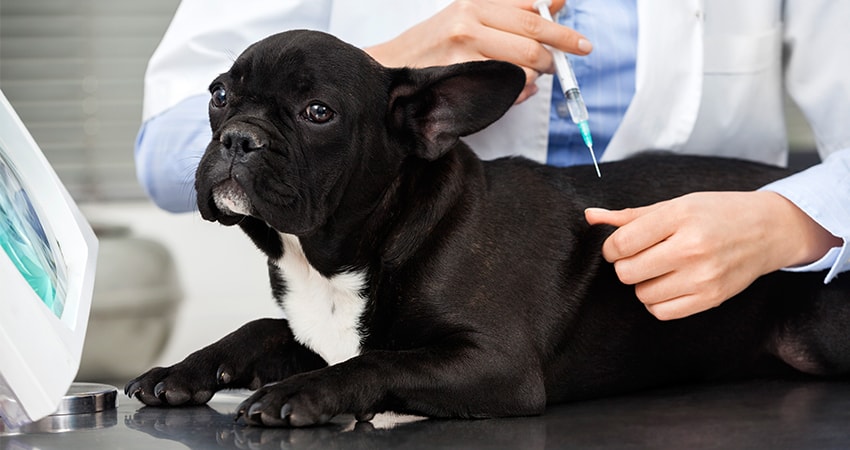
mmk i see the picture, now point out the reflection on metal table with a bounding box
[3,378,850,449]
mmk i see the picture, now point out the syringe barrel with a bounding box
[564,88,589,124]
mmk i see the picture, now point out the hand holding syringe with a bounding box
[533,0,601,177]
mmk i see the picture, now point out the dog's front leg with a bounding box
[236,344,546,427]
[125,318,326,406]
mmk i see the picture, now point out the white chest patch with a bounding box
[274,233,368,365]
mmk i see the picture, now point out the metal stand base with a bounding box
[0,382,118,435]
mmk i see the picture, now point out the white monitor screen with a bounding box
[0,145,68,318]
[0,89,97,429]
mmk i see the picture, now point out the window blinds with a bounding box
[0,0,178,202]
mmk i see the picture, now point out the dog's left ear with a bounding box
[388,60,526,161]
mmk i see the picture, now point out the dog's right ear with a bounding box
[387,61,525,161]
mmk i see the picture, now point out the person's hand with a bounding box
[364,0,593,104]
[585,191,842,320]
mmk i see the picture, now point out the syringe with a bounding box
[533,0,601,177]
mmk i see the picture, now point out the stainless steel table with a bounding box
[3,379,850,449]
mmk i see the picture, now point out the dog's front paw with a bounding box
[236,373,375,427]
[125,353,278,407]
[125,318,327,407]
[125,364,221,407]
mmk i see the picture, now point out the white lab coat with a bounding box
[142,0,850,165]
[139,0,850,280]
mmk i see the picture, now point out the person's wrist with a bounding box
[364,43,395,66]
[761,191,841,269]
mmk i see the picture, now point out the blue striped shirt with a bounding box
[546,0,638,167]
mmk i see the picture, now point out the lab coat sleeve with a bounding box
[135,94,209,213]
[136,0,333,211]
[143,0,333,121]
[756,0,850,281]
[760,149,850,282]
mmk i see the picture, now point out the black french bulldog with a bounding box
[126,30,850,427]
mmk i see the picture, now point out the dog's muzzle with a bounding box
[213,178,253,217]
[208,120,271,218]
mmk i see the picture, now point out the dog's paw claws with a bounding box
[153,381,166,399]
[216,365,232,385]
[236,398,259,424]
[124,381,141,399]
[280,403,292,420]
[151,381,194,405]
[247,402,264,421]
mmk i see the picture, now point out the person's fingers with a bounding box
[631,268,698,305]
[479,0,592,56]
[441,14,555,74]
[585,207,634,227]
[514,68,540,103]
[643,295,710,321]
[610,238,681,286]
[442,1,588,74]
[500,0,567,15]
[586,204,675,262]
[367,0,588,83]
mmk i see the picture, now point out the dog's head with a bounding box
[195,30,524,235]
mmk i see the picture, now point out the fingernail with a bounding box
[577,39,593,53]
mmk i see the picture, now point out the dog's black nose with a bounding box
[221,127,266,154]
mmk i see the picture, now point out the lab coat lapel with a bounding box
[603,0,705,161]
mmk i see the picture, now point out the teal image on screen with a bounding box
[0,147,65,318]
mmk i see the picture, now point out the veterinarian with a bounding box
[135,0,849,320]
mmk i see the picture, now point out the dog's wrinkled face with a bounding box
[195,31,391,234]
[195,30,525,236]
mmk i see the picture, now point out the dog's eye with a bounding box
[211,86,227,108]
[305,103,334,123]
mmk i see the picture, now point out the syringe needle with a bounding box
[588,145,601,178]
[534,0,601,178]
